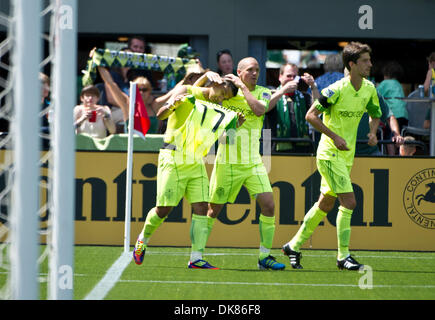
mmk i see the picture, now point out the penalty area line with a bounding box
[84,251,132,300]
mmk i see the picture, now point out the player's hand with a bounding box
[367,132,378,146]
[333,135,349,151]
[204,71,223,84]
[223,74,244,89]
[236,112,245,128]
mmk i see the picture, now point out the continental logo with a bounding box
[338,110,364,118]
[403,168,435,229]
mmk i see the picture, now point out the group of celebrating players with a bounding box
[133,41,381,272]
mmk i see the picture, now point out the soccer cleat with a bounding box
[188,259,219,269]
[133,238,146,265]
[337,255,363,271]
[258,255,286,270]
[282,243,303,269]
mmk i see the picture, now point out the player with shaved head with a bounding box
[201,57,286,270]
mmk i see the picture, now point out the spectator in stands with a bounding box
[128,35,146,53]
[314,53,344,92]
[216,49,236,76]
[98,66,167,134]
[174,43,202,85]
[377,61,408,135]
[399,136,417,156]
[126,36,155,87]
[74,85,116,138]
[356,93,404,156]
[424,52,435,97]
[266,63,320,153]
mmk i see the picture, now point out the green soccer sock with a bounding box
[190,214,209,262]
[259,214,275,260]
[205,216,216,243]
[139,207,165,244]
[336,206,353,260]
[288,203,327,252]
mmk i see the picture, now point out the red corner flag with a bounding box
[133,86,150,140]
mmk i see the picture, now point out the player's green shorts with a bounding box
[209,162,272,204]
[156,149,209,207]
[316,158,353,197]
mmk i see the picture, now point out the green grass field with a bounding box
[76,246,435,300]
[2,246,435,301]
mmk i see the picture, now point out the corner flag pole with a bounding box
[124,82,136,252]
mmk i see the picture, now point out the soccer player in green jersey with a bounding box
[205,57,286,270]
[133,79,242,269]
[282,42,382,271]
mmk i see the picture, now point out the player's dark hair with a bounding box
[342,42,372,70]
[224,80,239,97]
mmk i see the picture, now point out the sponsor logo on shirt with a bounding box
[339,110,364,118]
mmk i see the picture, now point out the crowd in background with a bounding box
[39,35,434,156]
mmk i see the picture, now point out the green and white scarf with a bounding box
[82,48,199,86]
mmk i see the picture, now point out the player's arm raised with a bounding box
[224,74,266,116]
[156,85,188,120]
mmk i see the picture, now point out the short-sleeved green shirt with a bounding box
[377,79,408,119]
[217,85,271,164]
[314,77,382,165]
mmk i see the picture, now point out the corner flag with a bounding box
[133,85,150,140]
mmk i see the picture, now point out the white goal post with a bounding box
[1,0,77,300]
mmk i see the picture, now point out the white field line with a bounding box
[84,251,132,300]
[118,279,435,289]
[145,251,435,260]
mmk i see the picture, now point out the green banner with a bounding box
[82,48,199,86]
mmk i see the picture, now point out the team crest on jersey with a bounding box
[262,92,271,100]
[324,88,335,98]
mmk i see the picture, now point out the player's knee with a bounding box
[317,194,337,213]
[260,199,275,216]
[192,202,208,215]
[317,199,335,213]
[342,199,356,211]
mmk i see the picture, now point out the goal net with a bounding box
[0,0,76,300]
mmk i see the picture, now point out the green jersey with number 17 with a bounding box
[314,77,382,166]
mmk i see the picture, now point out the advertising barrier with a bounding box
[1,148,434,251]
[72,151,434,251]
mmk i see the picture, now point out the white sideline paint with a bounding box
[84,251,132,300]
[145,251,435,260]
[118,279,435,289]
